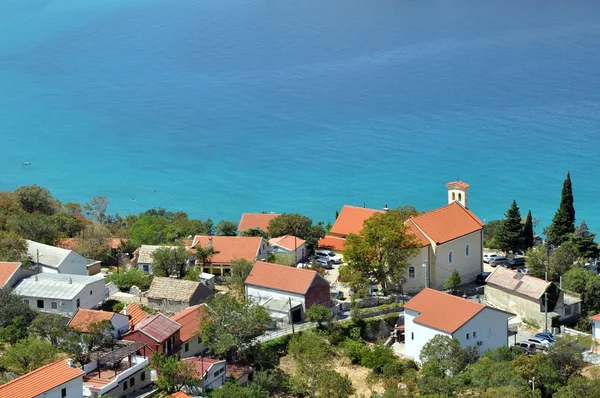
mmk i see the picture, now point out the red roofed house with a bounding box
[245,261,330,324]
[121,303,149,329]
[121,314,182,359]
[237,213,279,234]
[182,357,227,394]
[591,314,600,350]
[404,288,513,362]
[0,261,32,288]
[0,358,84,398]
[268,235,306,263]
[68,308,130,338]
[318,205,383,252]
[190,236,268,276]
[171,304,208,358]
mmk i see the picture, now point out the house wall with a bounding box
[453,308,509,355]
[484,284,545,325]
[404,247,431,294]
[4,266,34,289]
[147,298,189,314]
[257,240,269,261]
[593,320,600,342]
[305,276,331,308]
[94,365,151,398]
[137,263,152,273]
[180,335,205,359]
[121,331,160,358]
[185,362,227,395]
[22,279,106,316]
[34,376,83,398]
[269,243,307,263]
[431,231,482,289]
[58,252,89,275]
[246,286,305,307]
[111,313,130,338]
[404,308,452,362]
[87,263,102,276]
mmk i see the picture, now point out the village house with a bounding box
[226,363,255,386]
[169,392,192,398]
[245,261,331,324]
[83,341,150,398]
[591,314,600,350]
[135,245,181,273]
[0,358,85,398]
[14,273,107,317]
[121,313,182,358]
[403,288,513,362]
[189,235,268,276]
[27,240,101,276]
[146,277,214,313]
[120,303,149,329]
[0,261,34,288]
[484,266,581,326]
[268,235,306,263]
[171,304,208,358]
[319,181,485,293]
[237,212,279,234]
[68,309,130,338]
[182,357,227,394]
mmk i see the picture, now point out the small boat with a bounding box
[22,162,31,166]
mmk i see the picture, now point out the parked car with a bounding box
[517,267,529,274]
[535,332,556,342]
[489,256,509,267]
[527,337,553,350]
[475,272,491,285]
[312,258,333,269]
[483,253,501,263]
[315,250,343,264]
[514,341,537,355]
[503,257,526,269]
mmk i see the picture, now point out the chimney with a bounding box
[66,358,74,368]
[69,277,72,284]
[383,204,389,212]
[123,305,128,316]
[34,275,38,281]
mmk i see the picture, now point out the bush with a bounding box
[99,300,124,312]
[106,267,153,292]
[342,339,367,364]
[360,344,398,374]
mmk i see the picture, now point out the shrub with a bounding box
[361,344,398,374]
[342,339,367,364]
[106,267,153,292]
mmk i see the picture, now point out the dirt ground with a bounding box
[279,355,383,397]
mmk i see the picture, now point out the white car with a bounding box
[315,250,343,264]
[527,337,553,350]
[483,253,501,263]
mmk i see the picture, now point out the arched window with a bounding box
[458,193,462,202]
[452,192,456,201]
[448,251,454,265]
[465,244,470,257]
[408,266,415,279]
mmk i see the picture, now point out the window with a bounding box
[458,193,462,202]
[465,244,470,257]
[473,331,477,338]
[123,380,128,390]
[448,251,454,265]
[411,332,414,340]
[37,300,44,309]
[61,388,67,398]
[76,298,80,308]
[130,377,135,386]
[466,333,470,340]
[198,336,202,344]
[141,371,146,381]
[408,266,415,279]
[51,301,58,310]
[23,299,29,305]
[185,342,189,352]
[90,290,93,295]
[452,192,456,201]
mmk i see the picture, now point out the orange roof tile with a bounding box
[121,303,149,328]
[68,309,115,332]
[226,363,254,381]
[0,359,84,398]
[169,392,193,398]
[238,213,280,233]
[171,304,208,342]
[590,314,600,322]
[446,180,470,189]
[190,236,265,265]
[107,238,128,249]
[268,235,305,251]
[404,220,431,247]
[317,235,346,251]
[0,262,21,288]
[408,202,483,244]
[183,357,225,380]
[329,205,383,237]
[245,261,322,295]
[404,288,486,333]
[55,237,79,250]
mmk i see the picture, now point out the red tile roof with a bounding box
[245,261,321,295]
[404,220,431,247]
[0,262,20,288]
[133,314,181,343]
[446,180,470,189]
[121,303,149,328]
[404,288,487,333]
[590,314,600,322]
[183,357,225,380]
[226,363,254,381]
[238,213,279,233]
[55,237,79,250]
[190,236,265,264]
[329,205,383,237]
[408,202,483,245]
[171,304,208,342]
[268,235,305,251]
[68,309,115,332]
[169,392,193,398]
[486,267,551,300]
[317,235,346,251]
[107,238,128,249]
[0,359,84,398]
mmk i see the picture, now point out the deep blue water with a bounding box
[1,0,599,231]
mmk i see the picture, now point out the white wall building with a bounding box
[68,309,130,338]
[171,304,208,359]
[404,288,513,362]
[0,359,84,398]
[183,357,227,394]
[14,273,107,317]
[268,235,306,263]
[27,240,93,276]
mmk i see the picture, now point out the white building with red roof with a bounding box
[268,235,306,263]
[237,213,279,234]
[189,235,268,276]
[182,357,227,394]
[171,304,208,358]
[403,288,513,362]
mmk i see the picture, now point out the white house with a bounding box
[135,245,179,273]
[590,314,600,350]
[171,304,208,359]
[27,240,93,276]
[183,357,227,394]
[0,358,84,398]
[14,273,107,317]
[68,309,130,338]
[404,288,513,362]
[268,235,306,263]
[0,261,34,288]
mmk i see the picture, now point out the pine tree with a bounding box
[523,210,534,251]
[496,200,523,254]
[576,220,590,238]
[547,172,576,245]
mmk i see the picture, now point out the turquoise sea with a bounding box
[1,0,600,231]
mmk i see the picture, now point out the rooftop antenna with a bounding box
[363,202,366,208]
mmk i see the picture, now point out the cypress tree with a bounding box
[497,200,523,254]
[546,172,576,245]
[523,210,534,251]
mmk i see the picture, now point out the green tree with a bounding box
[443,269,462,294]
[570,222,599,259]
[76,223,111,261]
[419,335,477,375]
[215,220,238,236]
[196,245,215,266]
[129,214,174,247]
[210,381,269,398]
[523,210,535,251]
[151,353,200,394]
[13,185,57,215]
[0,230,28,262]
[50,212,85,237]
[317,370,355,398]
[83,196,109,224]
[106,266,154,292]
[465,357,529,394]
[483,219,503,245]
[546,335,585,383]
[267,213,325,249]
[512,353,562,396]
[199,294,271,360]
[288,331,331,397]
[0,287,37,332]
[7,212,58,244]
[360,344,398,374]
[496,200,523,254]
[555,377,600,398]
[305,304,332,328]
[239,228,269,239]
[29,314,71,346]
[151,246,189,278]
[1,337,58,374]
[546,172,576,246]
[0,315,30,344]
[525,245,549,279]
[61,321,116,366]
[224,258,255,301]
[63,202,82,216]
[342,209,420,291]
